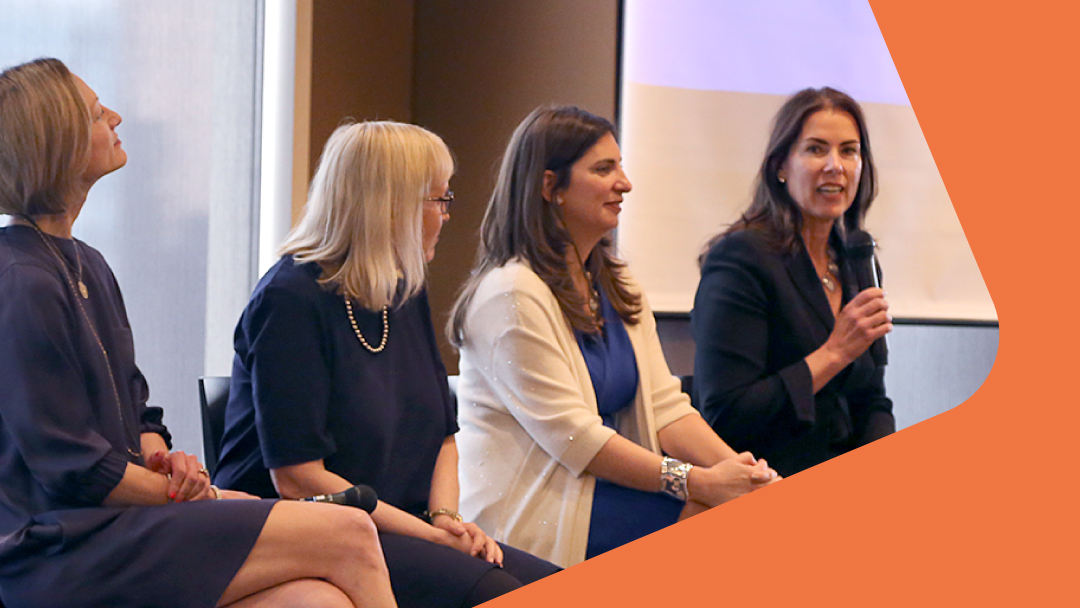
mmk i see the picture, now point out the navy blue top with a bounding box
[0,226,270,608]
[575,291,681,559]
[575,291,640,429]
[214,256,458,517]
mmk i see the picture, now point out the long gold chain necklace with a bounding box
[28,224,141,458]
[344,298,389,353]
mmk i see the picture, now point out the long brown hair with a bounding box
[449,105,641,345]
[701,87,878,262]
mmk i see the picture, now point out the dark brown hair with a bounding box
[701,86,878,262]
[449,105,641,345]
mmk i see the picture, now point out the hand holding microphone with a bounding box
[301,484,378,513]
[830,230,891,366]
[847,230,889,365]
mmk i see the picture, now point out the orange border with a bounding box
[484,1,1073,605]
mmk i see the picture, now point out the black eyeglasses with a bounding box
[424,191,454,214]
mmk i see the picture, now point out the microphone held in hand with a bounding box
[301,484,378,513]
[846,230,888,366]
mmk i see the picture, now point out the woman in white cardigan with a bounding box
[448,106,779,568]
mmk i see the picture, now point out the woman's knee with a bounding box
[310,504,383,567]
[261,501,383,570]
[463,568,522,607]
[285,580,354,608]
[226,579,353,608]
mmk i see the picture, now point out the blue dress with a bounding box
[214,256,558,608]
[0,226,272,608]
[577,291,683,560]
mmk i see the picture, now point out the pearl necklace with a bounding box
[344,298,389,353]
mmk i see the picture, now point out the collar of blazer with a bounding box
[783,232,848,336]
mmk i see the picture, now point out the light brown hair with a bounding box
[0,58,91,217]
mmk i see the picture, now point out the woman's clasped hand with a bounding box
[687,452,779,509]
[143,450,214,502]
[429,513,504,566]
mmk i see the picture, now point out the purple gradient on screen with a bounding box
[624,0,909,106]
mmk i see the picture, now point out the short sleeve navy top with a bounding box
[214,256,458,516]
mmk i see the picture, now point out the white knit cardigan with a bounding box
[456,261,699,568]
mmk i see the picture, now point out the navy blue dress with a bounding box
[0,226,272,608]
[577,292,683,560]
[214,256,558,607]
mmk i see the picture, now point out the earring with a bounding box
[778,176,786,184]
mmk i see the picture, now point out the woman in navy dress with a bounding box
[692,87,895,476]
[213,120,559,608]
[0,58,396,608]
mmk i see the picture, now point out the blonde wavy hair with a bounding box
[0,58,91,216]
[279,121,453,310]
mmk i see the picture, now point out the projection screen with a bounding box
[617,0,996,322]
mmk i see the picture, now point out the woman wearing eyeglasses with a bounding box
[213,121,559,608]
[0,58,396,608]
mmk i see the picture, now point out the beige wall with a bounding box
[308,0,417,174]
[308,0,620,372]
[413,0,620,371]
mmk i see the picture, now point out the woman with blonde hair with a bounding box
[449,105,778,568]
[0,58,396,608]
[214,120,559,608]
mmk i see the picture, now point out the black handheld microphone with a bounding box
[301,484,378,513]
[846,230,888,366]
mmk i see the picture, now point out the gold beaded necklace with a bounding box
[345,298,389,353]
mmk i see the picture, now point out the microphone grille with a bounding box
[847,230,876,259]
[345,484,379,513]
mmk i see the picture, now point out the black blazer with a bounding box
[691,229,894,476]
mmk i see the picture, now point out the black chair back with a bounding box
[198,376,231,476]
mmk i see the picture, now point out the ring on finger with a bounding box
[198,467,210,477]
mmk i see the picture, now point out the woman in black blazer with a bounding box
[692,87,895,476]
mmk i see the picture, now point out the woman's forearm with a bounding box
[585,434,665,492]
[101,462,171,506]
[428,435,460,513]
[272,460,445,543]
[657,413,739,466]
[805,345,849,393]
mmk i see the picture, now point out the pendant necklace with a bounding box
[28,222,141,458]
[568,238,602,324]
[820,248,840,293]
